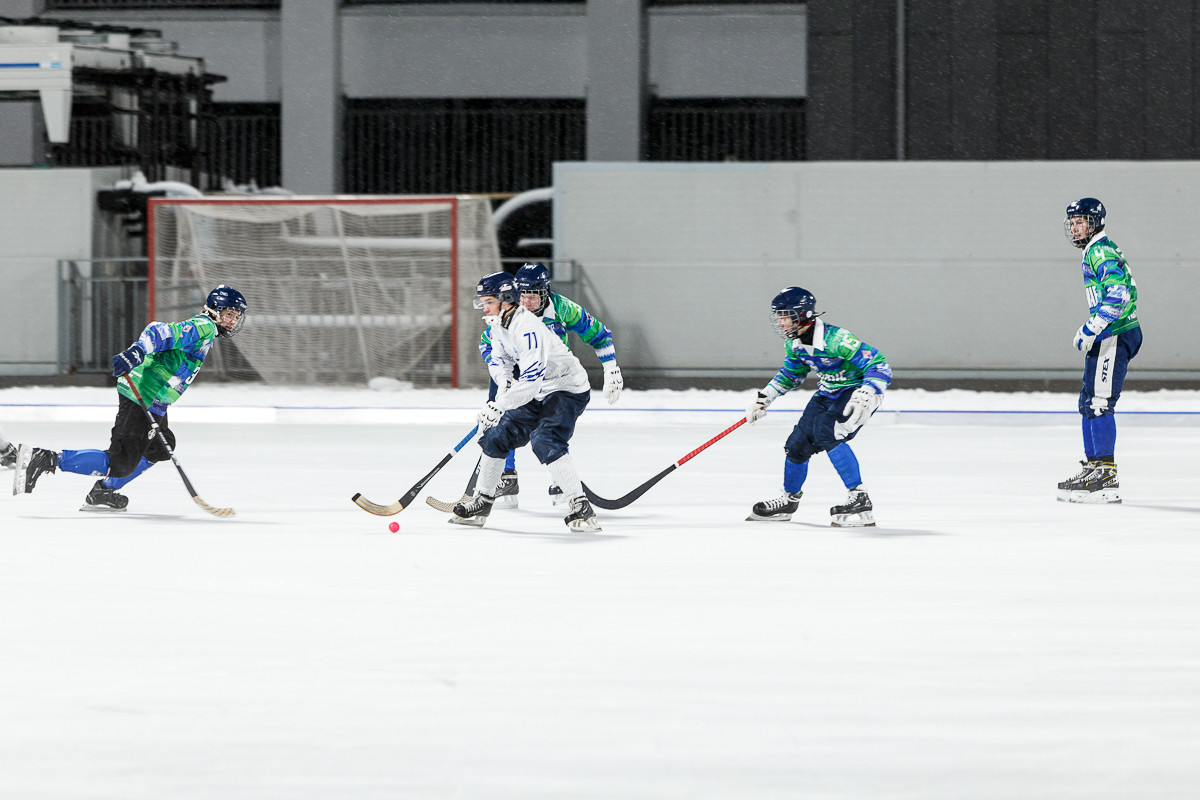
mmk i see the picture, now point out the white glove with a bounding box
[602,362,623,405]
[842,385,881,429]
[477,401,504,431]
[746,386,780,425]
[1073,318,1104,352]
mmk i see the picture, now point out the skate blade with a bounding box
[567,518,602,532]
[11,444,30,495]
[447,515,488,527]
[492,494,518,510]
[831,511,875,527]
[79,504,127,513]
[745,512,794,522]
[1058,489,1122,504]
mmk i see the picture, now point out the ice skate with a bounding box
[1057,460,1120,504]
[493,469,519,509]
[548,484,566,507]
[449,492,495,527]
[0,441,16,469]
[1057,460,1097,493]
[13,445,57,495]
[564,496,601,532]
[830,488,875,527]
[747,491,803,522]
[80,480,129,513]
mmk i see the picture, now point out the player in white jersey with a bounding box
[0,425,16,469]
[450,271,601,531]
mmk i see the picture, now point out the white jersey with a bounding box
[485,305,590,410]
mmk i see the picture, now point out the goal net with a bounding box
[148,196,498,387]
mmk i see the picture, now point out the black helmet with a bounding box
[769,286,820,340]
[1063,197,1106,249]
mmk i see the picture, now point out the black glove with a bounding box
[111,344,145,377]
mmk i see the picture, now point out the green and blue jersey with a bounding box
[769,320,892,398]
[1079,233,1139,337]
[117,314,217,415]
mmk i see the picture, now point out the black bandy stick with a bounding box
[121,374,235,518]
[583,417,748,510]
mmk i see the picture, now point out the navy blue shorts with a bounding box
[481,390,591,465]
[784,389,861,463]
[1078,326,1142,418]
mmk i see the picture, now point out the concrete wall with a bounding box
[0,167,123,375]
[38,5,806,103]
[2,162,1192,383]
[554,161,1196,382]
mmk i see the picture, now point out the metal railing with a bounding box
[58,258,149,375]
[344,99,586,194]
[647,98,807,161]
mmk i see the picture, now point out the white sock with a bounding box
[476,455,506,497]
[545,454,583,502]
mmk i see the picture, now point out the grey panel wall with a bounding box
[555,161,1196,382]
[0,168,122,376]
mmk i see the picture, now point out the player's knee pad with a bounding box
[480,429,514,460]
[529,433,568,465]
[143,428,176,463]
[1078,392,1114,418]
[784,442,819,464]
[105,442,144,478]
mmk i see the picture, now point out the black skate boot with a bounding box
[564,496,601,532]
[830,488,875,527]
[12,445,58,495]
[1057,460,1098,493]
[493,469,519,509]
[1058,460,1120,504]
[548,484,566,507]
[747,491,803,522]
[450,492,495,527]
[0,441,16,469]
[81,480,129,513]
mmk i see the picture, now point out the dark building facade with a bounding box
[808,0,1200,161]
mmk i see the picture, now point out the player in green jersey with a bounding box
[12,286,247,511]
[1057,197,1142,504]
[745,287,892,527]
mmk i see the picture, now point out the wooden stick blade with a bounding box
[425,494,469,513]
[351,492,405,516]
[192,495,236,517]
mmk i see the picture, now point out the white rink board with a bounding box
[2,387,1199,800]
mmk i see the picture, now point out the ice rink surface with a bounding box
[2,386,1199,799]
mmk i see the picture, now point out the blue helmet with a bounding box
[204,284,247,339]
[514,263,551,311]
[1063,197,1105,249]
[473,271,517,309]
[769,286,820,340]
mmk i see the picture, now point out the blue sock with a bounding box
[58,449,110,477]
[106,458,154,491]
[1084,415,1116,460]
[783,457,809,494]
[826,443,862,489]
[505,449,516,471]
